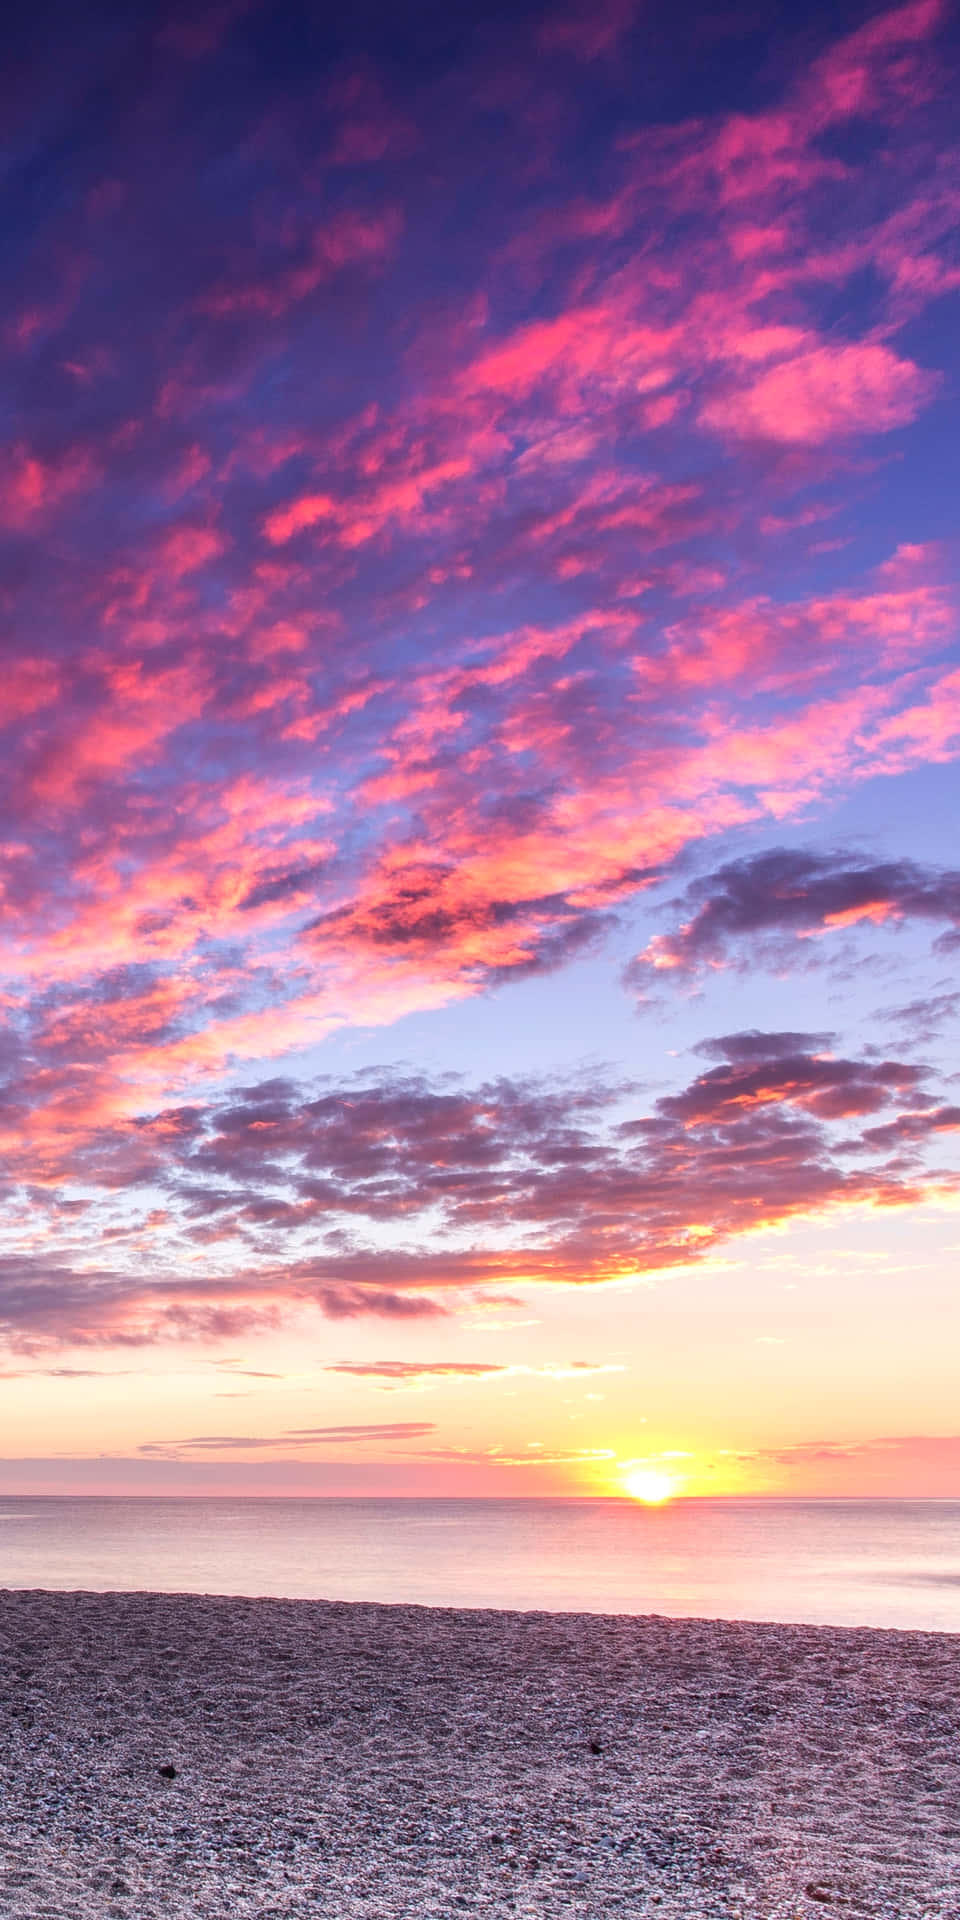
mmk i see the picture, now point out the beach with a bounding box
[0,1591,955,1919]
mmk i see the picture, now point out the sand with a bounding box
[0,1590,956,1918]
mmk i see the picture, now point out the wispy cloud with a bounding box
[736,1431,960,1494]
[322,1359,625,1387]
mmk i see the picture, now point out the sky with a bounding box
[0,0,958,1498]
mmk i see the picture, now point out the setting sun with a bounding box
[621,1468,678,1504]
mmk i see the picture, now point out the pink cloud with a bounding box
[198,209,403,320]
[263,492,337,544]
[0,444,97,528]
[537,0,639,61]
[700,343,937,444]
[866,666,960,768]
[811,0,944,120]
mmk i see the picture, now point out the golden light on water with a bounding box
[620,1467,677,1504]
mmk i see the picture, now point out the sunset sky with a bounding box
[1,0,958,1498]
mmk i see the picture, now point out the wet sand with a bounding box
[0,1589,956,1918]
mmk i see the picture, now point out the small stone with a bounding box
[589,1738,602,1754]
[157,1763,177,1780]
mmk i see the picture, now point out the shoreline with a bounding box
[3,1581,960,1633]
[0,1589,956,1918]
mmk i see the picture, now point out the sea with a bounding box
[0,1496,958,1630]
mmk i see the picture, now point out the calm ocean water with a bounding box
[0,1497,958,1629]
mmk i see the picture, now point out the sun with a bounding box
[621,1467,677,1504]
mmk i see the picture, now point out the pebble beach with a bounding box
[0,1588,956,1919]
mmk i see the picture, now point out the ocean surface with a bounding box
[0,1497,958,1629]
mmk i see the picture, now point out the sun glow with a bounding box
[621,1467,677,1504]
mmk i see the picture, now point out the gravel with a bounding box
[0,1588,957,1917]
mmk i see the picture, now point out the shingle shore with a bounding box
[0,1589,956,1918]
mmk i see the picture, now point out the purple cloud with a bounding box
[0,1030,951,1349]
[628,849,960,985]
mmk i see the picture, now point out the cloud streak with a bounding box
[140,1422,436,1455]
[321,1359,625,1387]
